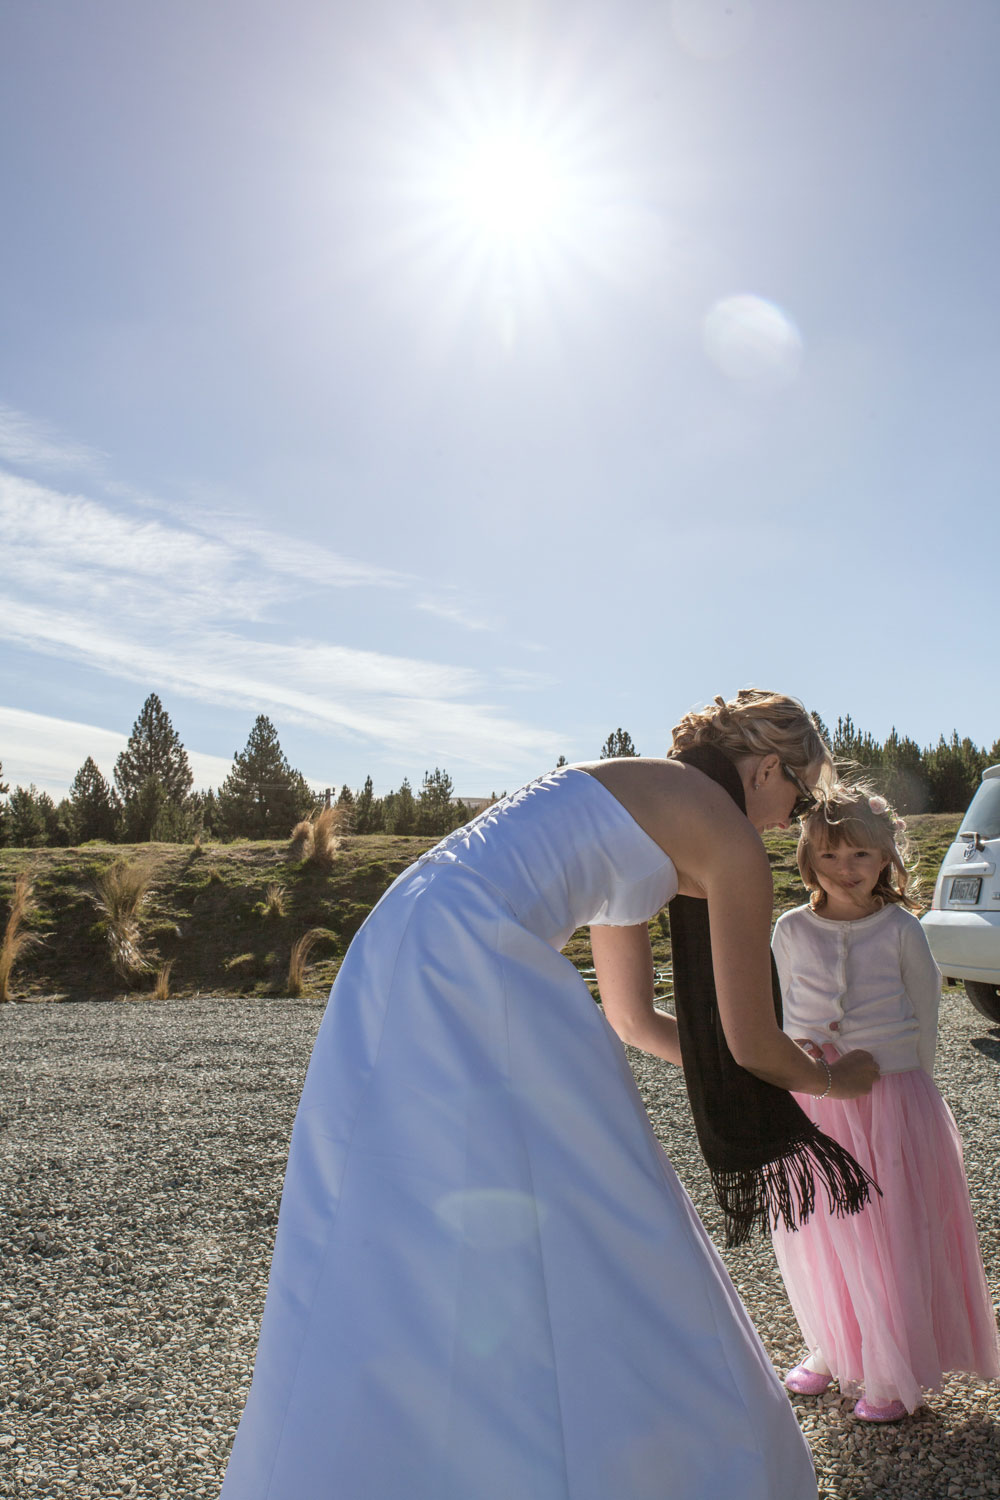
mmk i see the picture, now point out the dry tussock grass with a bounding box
[0,872,41,1003]
[309,807,342,868]
[285,927,331,997]
[263,883,286,918]
[288,820,314,862]
[152,960,174,1001]
[93,859,154,982]
[288,806,343,868]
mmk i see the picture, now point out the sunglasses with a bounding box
[781,764,818,821]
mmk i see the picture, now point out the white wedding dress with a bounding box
[221,768,816,1499]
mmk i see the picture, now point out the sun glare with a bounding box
[447,128,571,244]
[403,87,640,343]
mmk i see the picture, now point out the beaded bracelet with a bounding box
[816,1056,833,1099]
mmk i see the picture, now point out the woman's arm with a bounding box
[701,825,879,1100]
[583,760,878,1098]
[590,923,683,1065]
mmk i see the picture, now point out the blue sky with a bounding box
[1,0,998,800]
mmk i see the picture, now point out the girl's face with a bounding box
[809,835,888,918]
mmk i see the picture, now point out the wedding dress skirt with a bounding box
[221,769,816,1499]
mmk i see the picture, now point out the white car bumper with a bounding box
[920,909,1000,985]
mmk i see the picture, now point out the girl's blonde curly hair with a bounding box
[797,782,918,911]
[669,689,833,783]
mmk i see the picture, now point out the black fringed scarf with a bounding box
[668,743,879,1246]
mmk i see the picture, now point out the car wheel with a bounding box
[964,981,1000,1024]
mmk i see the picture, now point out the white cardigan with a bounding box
[771,902,941,1075]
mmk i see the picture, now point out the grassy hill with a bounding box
[0,814,962,1004]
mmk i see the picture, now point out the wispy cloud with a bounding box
[0,403,106,475]
[0,466,562,777]
[0,471,407,622]
[191,509,411,591]
[416,595,495,632]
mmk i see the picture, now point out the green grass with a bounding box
[0,815,964,1003]
[0,836,430,1001]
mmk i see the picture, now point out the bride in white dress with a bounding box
[220,691,879,1500]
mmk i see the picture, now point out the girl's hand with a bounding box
[829,1049,880,1100]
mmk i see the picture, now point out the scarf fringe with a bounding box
[711,1128,881,1248]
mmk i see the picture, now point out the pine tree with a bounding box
[354,775,379,834]
[925,732,985,813]
[120,777,167,842]
[114,694,193,839]
[336,784,356,833]
[418,767,456,837]
[217,716,314,839]
[69,757,119,842]
[831,715,882,772]
[600,728,639,758]
[881,729,927,814]
[810,711,832,747]
[189,787,220,839]
[6,786,50,847]
[384,777,416,835]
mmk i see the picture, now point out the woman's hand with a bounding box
[828,1049,880,1100]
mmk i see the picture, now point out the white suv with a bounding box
[921,765,1000,1024]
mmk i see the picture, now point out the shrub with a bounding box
[0,872,41,1003]
[93,859,153,982]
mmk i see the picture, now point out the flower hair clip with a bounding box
[868,793,905,839]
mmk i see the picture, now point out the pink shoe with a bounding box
[784,1364,832,1396]
[853,1397,907,1422]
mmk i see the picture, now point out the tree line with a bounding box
[820,715,1000,817]
[0,694,494,848]
[0,702,996,849]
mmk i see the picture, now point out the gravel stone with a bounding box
[1,986,998,1499]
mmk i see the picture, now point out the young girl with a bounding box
[771,785,1000,1422]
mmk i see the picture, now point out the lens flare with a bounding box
[703,293,803,386]
[435,1188,544,1249]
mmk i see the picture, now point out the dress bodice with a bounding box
[415,767,678,949]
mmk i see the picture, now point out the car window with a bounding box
[958,778,1000,840]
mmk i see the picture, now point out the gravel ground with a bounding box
[1,986,998,1500]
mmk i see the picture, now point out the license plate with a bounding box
[950,876,982,904]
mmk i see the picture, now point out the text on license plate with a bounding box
[950,876,981,904]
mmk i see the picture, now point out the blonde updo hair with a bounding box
[669,689,833,783]
[798,783,917,911]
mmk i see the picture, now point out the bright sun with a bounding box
[446,127,572,244]
[405,99,620,339]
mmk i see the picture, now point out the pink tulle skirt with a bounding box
[772,1054,1000,1411]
